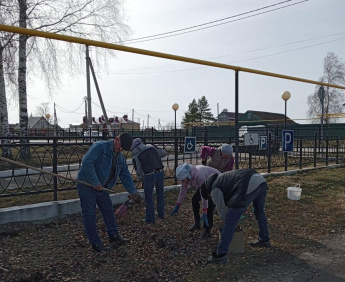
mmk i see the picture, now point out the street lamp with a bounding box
[172,103,179,134]
[281,91,291,171]
[172,103,179,185]
[281,91,291,129]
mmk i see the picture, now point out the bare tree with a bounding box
[1,0,132,150]
[35,102,51,118]
[307,52,345,124]
[0,1,18,157]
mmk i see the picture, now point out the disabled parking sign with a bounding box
[282,130,294,152]
[184,137,196,153]
[244,133,259,146]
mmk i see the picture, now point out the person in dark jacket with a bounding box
[131,138,167,224]
[200,169,271,264]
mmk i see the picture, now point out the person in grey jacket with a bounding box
[77,132,139,252]
[200,169,271,264]
[131,138,167,224]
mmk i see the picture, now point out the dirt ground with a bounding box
[1,167,345,281]
[1,206,345,281]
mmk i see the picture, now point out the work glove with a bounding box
[129,192,142,204]
[201,213,209,227]
[170,204,180,216]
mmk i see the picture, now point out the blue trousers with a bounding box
[217,182,269,254]
[143,171,165,223]
[77,183,118,245]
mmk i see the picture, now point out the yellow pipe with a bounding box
[1,24,345,90]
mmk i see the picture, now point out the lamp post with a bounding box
[172,103,179,184]
[281,91,291,129]
[172,103,179,134]
[318,86,325,154]
[281,91,291,171]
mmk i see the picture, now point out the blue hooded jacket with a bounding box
[77,140,137,194]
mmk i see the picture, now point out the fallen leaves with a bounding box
[1,168,345,281]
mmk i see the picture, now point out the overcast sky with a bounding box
[7,0,345,128]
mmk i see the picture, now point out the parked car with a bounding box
[83,131,100,142]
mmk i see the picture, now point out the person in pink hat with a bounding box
[200,144,234,173]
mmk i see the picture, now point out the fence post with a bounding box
[53,137,58,201]
[314,133,317,167]
[249,146,252,168]
[336,137,339,164]
[174,136,178,185]
[204,126,208,146]
[326,137,329,166]
[299,136,302,169]
[267,133,271,173]
[162,130,165,148]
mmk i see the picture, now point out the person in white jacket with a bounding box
[170,163,220,239]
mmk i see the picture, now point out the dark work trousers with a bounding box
[192,187,216,230]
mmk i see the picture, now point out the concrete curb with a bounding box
[0,185,181,225]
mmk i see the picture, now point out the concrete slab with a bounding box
[0,186,181,225]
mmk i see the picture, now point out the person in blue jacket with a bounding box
[77,132,139,252]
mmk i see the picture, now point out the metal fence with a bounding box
[1,126,345,200]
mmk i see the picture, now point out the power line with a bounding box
[121,0,308,44]
[109,36,345,75]
[121,0,293,43]
[55,102,84,114]
[108,31,345,74]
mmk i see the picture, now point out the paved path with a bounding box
[237,233,345,282]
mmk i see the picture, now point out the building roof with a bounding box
[239,110,297,126]
[218,111,244,119]
[14,116,48,130]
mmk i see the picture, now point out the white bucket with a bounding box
[287,184,302,200]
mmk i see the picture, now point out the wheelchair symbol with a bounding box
[184,137,196,153]
[249,135,254,145]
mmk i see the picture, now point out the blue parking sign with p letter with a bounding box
[282,130,294,152]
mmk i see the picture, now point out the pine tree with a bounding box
[181,99,198,126]
[181,96,215,127]
[198,96,215,123]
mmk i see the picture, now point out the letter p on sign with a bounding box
[282,130,294,152]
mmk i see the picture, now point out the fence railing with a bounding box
[1,130,345,200]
